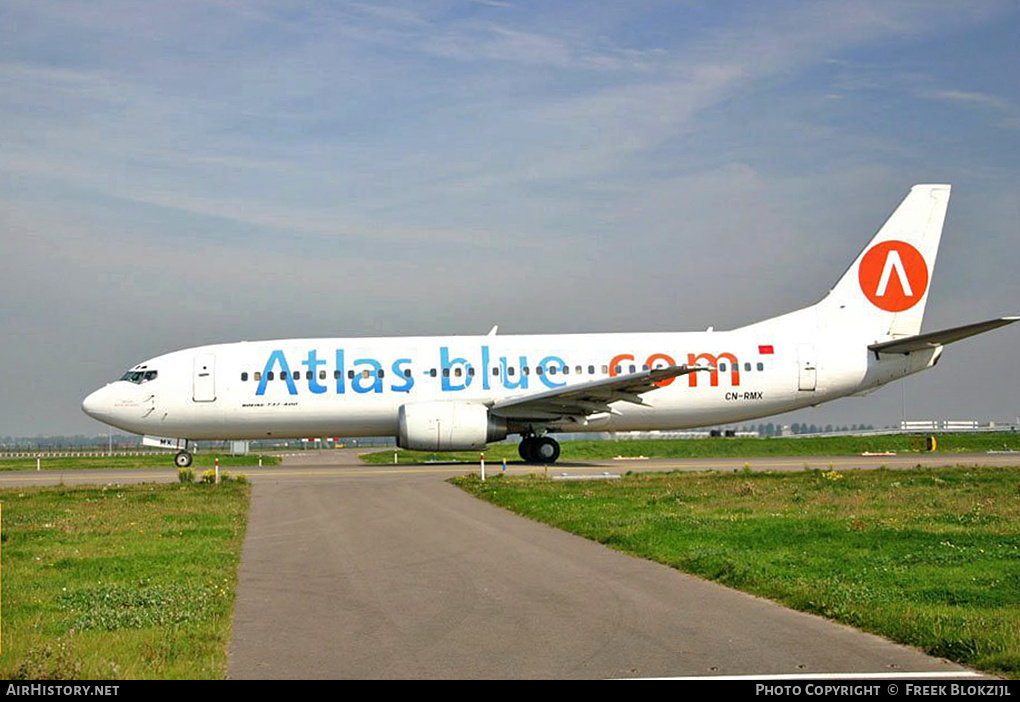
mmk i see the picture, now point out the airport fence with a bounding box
[0,451,171,459]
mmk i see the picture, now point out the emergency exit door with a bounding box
[193,354,217,402]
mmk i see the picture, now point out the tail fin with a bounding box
[818,184,951,339]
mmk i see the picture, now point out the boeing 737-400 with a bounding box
[82,185,1017,467]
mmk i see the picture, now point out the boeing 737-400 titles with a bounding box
[82,185,1017,467]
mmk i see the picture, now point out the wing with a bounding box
[489,365,709,422]
[868,316,1018,355]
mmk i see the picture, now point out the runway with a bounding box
[2,449,1017,487]
[4,450,1012,678]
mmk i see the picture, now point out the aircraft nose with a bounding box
[82,387,110,420]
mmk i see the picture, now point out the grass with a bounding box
[0,453,280,472]
[0,482,251,679]
[361,432,1020,464]
[452,465,1020,678]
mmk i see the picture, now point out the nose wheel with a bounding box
[174,450,193,468]
[518,435,560,464]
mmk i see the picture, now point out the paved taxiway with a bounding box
[3,450,1018,487]
[6,450,1015,678]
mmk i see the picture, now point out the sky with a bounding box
[1,0,1018,437]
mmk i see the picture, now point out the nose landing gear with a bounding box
[518,435,560,464]
[174,450,193,468]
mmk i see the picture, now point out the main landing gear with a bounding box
[518,435,560,464]
[174,450,193,468]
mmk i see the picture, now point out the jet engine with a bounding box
[397,401,507,451]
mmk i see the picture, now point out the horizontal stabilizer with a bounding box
[868,317,1019,355]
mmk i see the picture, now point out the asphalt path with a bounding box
[4,450,1013,679]
[226,451,1004,679]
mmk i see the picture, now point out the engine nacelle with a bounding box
[397,401,507,451]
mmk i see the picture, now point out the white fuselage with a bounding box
[81,317,938,441]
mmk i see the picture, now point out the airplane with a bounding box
[82,184,1017,468]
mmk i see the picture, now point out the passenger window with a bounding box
[362,370,370,379]
[281,371,288,380]
[430,369,437,377]
[241,372,248,381]
[443,368,450,377]
[267,372,275,380]
[467,367,475,376]
[536,366,543,376]
[348,370,355,379]
[334,370,341,379]
[379,369,385,378]
[629,365,636,374]
[254,372,261,381]
[642,364,649,371]
[588,365,595,374]
[523,367,530,375]
[575,366,582,375]
[508,367,515,376]
[602,365,609,374]
[293,371,300,380]
[757,362,764,371]
[454,368,462,377]
[492,367,499,376]
[744,363,751,372]
[404,368,412,378]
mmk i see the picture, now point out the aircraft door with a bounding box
[193,353,217,402]
[797,343,817,391]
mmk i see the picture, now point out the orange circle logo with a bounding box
[858,240,928,312]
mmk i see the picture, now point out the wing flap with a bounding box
[869,317,1018,355]
[490,364,708,421]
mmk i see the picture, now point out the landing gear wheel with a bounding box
[518,437,536,463]
[174,451,193,468]
[518,436,561,464]
[533,436,560,464]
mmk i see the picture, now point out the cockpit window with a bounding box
[120,370,158,384]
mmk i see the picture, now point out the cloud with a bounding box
[920,88,1020,129]
[1,0,1018,434]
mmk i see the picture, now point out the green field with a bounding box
[361,432,1020,464]
[452,465,1020,678]
[0,453,280,472]
[0,482,250,679]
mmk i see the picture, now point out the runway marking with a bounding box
[631,671,985,681]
